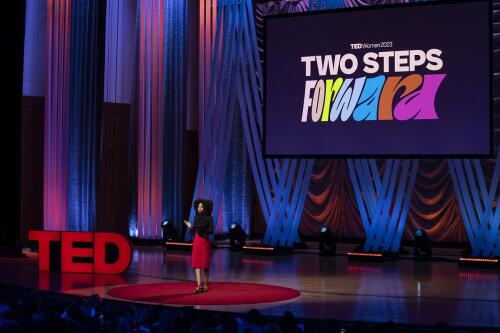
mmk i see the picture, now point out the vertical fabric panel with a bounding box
[23,0,47,97]
[44,0,71,231]
[131,0,187,239]
[162,0,187,236]
[44,0,106,232]
[104,0,136,104]
[186,0,239,237]
[99,0,137,234]
[134,0,165,238]
[223,104,251,234]
[67,0,106,231]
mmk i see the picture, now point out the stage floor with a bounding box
[0,244,498,328]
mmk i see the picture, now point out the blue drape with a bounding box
[162,0,188,236]
[68,0,106,231]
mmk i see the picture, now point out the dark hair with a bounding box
[193,199,213,216]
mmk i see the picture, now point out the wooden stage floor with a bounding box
[0,244,498,328]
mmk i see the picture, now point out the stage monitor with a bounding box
[264,0,492,157]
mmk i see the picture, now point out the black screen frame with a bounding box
[263,0,494,159]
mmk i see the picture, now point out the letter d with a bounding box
[94,233,132,274]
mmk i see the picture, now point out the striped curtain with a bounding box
[44,0,106,232]
[130,0,187,238]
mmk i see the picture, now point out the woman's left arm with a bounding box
[207,216,214,235]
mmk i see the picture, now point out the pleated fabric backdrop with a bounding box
[33,0,498,251]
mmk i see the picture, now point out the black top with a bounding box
[193,214,214,238]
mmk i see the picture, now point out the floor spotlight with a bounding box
[229,223,247,251]
[161,219,178,244]
[414,229,432,260]
[319,225,336,256]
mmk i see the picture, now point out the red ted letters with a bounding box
[29,231,132,274]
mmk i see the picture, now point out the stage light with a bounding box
[165,241,193,251]
[229,223,247,251]
[347,241,384,262]
[319,225,336,256]
[243,245,280,255]
[414,229,432,260]
[161,219,178,244]
[458,256,499,268]
[458,254,500,269]
[459,257,499,263]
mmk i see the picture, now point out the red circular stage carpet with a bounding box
[108,282,301,305]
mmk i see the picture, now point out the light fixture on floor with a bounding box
[319,225,336,256]
[414,229,432,260]
[229,223,247,251]
[161,219,179,244]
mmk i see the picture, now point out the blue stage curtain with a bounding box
[187,0,245,237]
[43,0,105,232]
[104,0,136,105]
[162,0,188,237]
[67,0,106,231]
[129,0,187,239]
[223,104,251,234]
[23,0,46,97]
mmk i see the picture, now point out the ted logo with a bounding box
[29,231,132,274]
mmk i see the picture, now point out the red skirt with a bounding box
[191,233,211,268]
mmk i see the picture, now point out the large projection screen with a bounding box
[264,0,492,158]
